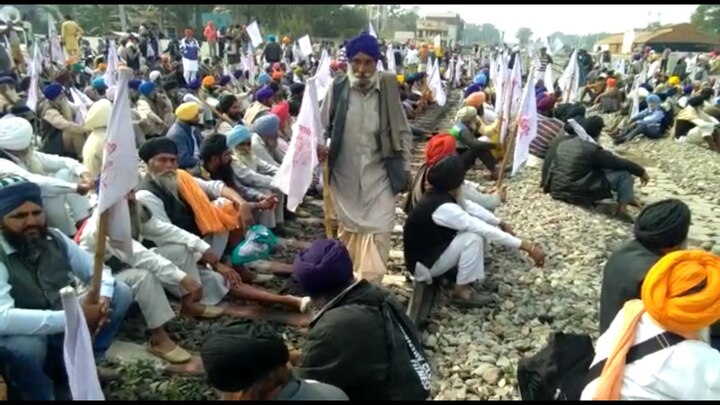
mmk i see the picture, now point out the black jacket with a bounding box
[262,42,282,64]
[546,137,645,205]
[296,280,429,401]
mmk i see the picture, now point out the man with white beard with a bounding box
[135,137,308,312]
[0,116,92,236]
[319,32,412,282]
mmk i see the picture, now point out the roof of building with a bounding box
[423,11,461,19]
[596,23,720,46]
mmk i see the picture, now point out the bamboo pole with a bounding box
[321,160,335,239]
[495,121,519,190]
[87,211,109,305]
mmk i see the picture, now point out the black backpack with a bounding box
[380,297,432,400]
[517,331,686,400]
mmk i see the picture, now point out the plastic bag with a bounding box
[230,224,279,265]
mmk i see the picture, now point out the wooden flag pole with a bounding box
[495,118,519,191]
[321,160,336,239]
[87,211,109,305]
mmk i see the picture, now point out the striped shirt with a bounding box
[530,115,565,158]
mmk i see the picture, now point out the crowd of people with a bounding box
[0,13,718,401]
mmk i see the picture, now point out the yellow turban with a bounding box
[202,76,216,87]
[455,106,477,123]
[175,102,200,121]
[396,74,405,85]
[98,63,107,72]
[668,76,680,86]
[592,250,720,400]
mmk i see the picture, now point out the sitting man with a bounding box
[293,239,432,401]
[599,199,691,334]
[582,250,720,400]
[201,322,348,400]
[78,189,229,364]
[404,134,504,214]
[404,154,545,307]
[135,81,173,138]
[251,114,283,169]
[196,134,284,235]
[0,176,132,400]
[0,116,92,236]
[215,94,245,135]
[38,83,89,159]
[614,94,665,145]
[226,127,287,233]
[675,96,720,152]
[166,101,205,169]
[544,115,649,221]
[135,137,307,312]
[450,106,499,178]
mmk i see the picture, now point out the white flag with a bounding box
[377,59,385,72]
[621,30,635,55]
[292,42,302,64]
[631,75,642,117]
[97,69,138,257]
[428,58,446,107]
[433,35,442,49]
[453,57,463,88]
[511,68,538,176]
[271,77,320,211]
[368,22,378,38]
[494,54,509,112]
[298,35,313,59]
[544,67,554,92]
[104,41,118,88]
[48,15,65,66]
[499,58,522,144]
[558,49,580,103]
[246,21,263,48]
[445,59,454,81]
[551,37,564,54]
[69,88,91,125]
[27,42,42,112]
[246,50,256,86]
[386,44,396,74]
[314,50,332,102]
[61,287,104,400]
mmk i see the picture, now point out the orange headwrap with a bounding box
[282,36,291,44]
[272,70,283,81]
[271,101,290,129]
[202,76,215,87]
[464,92,486,108]
[425,134,457,167]
[606,78,617,87]
[98,63,107,72]
[592,250,720,400]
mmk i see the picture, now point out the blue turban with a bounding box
[474,73,487,86]
[715,97,720,106]
[138,81,156,96]
[346,33,381,62]
[683,84,693,95]
[0,75,16,86]
[268,35,276,43]
[252,114,280,137]
[646,94,661,104]
[188,78,201,91]
[255,86,274,102]
[128,79,142,90]
[233,70,244,79]
[42,83,63,100]
[218,75,232,86]
[0,176,43,218]
[633,53,642,61]
[226,125,253,149]
[92,77,106,90]
[293,239,354,297]
[257,72,271,86]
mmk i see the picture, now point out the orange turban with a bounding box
[606,78,617,87]
[424,134,457,167]
[282,36,291,44]
[202,76,215,87]
[272,70,283,81]
[464,92,486,108]
[592,250,720,400]
[98,63,107,72]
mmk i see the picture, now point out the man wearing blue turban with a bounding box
[40,83,90,159]
[318,32,413,282]
[0,176,133,399]
[136,80,174,138]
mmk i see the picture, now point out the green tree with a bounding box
[691,4,720,36]
[516,27,532,45]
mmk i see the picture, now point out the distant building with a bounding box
[416,12,464,44]
[595,23,720,54]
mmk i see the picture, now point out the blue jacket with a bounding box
[166,120,203,169]
[632,107,664,130]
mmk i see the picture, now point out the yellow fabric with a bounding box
[175,102,200,121]
[668,76,680,86]
[593,250,720,400]
[396,75,405,85]
[61,20,83,53]
[176,170,240,236]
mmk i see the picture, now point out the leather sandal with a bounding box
[147,343,192,364]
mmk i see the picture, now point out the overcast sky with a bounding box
[409,5,698,39]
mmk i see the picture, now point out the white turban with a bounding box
[149,70,162,83]
[106,86,117,102]
[84,99,112,130]
[0,116,33,151]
